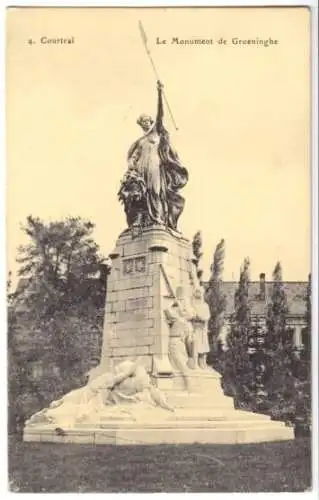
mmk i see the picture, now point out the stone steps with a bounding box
[165,391,234,409]
[76,419,282,430]
[170,408,272,422]
[24,421,294,445]
[155,372,223,393]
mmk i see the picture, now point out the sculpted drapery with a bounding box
[165,286,211,374]
[118,81,188,231]
[26,360,174,427]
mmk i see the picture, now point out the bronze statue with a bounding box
[118,81,188,232]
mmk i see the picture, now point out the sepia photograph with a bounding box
[5,5,316,493]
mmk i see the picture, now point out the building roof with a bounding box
[14,274,308,319]
[219,281,307,317]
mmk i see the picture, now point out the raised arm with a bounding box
[156,80,164,133]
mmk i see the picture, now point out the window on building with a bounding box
[302,327,310,351]
[283,327,294,346]
[51,364,60,376]
[29,361,44,380]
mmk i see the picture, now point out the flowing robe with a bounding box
[165,303,190,375]
[192,295,210,354]
[127,88,188,229]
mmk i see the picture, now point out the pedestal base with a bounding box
[23,227,294,445]
[23,371,294,445]
[24,412,293,445]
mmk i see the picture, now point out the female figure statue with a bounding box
[26,359,174,427]
[26,360,140,427]
[118,81,188,231]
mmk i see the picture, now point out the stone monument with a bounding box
[24,81,293,444]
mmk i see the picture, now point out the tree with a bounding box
[265,262,289,345]
[222,258,254,407]
[7,271,13,303]
[304,272,311,359]
[264,262,295,420]
[8,299,21,435]
[192,230,203,281]
[14,214,107,371]
[294,272,311,436]
[246,316,268,410]
[8,216,108,433]
[205,239,226,365]
[15,215,106,313]
[7,274,38,436]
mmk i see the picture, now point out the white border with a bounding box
[1,0,8,496]
[1,1,318,499]
[1,0,317,5]
[310,2,319,497]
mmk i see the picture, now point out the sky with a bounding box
[6,6,311,286]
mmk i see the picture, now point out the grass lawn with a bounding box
[8,437,311,493]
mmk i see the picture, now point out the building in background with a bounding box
[11,267,308,379]
[218,274,308,351]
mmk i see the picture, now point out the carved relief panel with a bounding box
[122,256,146,275]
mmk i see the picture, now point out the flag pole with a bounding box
[138,21,178,131]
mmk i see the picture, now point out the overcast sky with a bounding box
[6,7,311,285]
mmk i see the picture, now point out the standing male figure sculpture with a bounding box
[191,288,210,370]
[165,285,211,376]
[118,81,188,231]
[165,286,195,384]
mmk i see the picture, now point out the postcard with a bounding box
[6,6,314,494]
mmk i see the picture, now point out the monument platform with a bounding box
[24,404,293,445]
[24,421,293,446]
[24,370,294,445]
[23,227,294,445]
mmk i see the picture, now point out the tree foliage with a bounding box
[15,215,106,313]
[192,230,203,281]
[263,262,295,418]
[265,262,289,345]
[246,316,268,409]
[293,272,311,435]
[205,239,226,361]
[222,258,255,406]
[8,216,108,435]
[304,273,311,358]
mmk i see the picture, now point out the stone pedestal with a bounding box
[98,226,197,378]
[23,226,294,445]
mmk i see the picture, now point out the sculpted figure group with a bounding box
[26,285,211,429]
[165,285,211,382]
[26,359,174,429]
[118,81,188,234]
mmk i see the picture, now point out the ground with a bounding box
[8,437,311,493]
